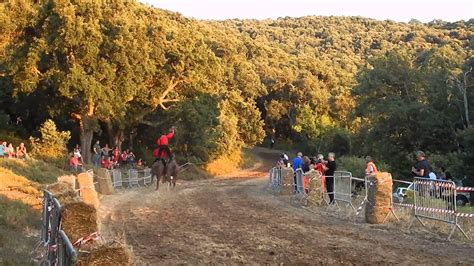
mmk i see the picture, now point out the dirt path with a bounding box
[99,148,474,264]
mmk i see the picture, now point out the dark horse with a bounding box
[151,158,179,190]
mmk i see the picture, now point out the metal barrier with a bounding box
[409,177,470,240]
[294,168,306,196]
[48,198,62,264]
[57,230,77,265]
[128,169,139,188]
[268,167,282,191]
[143,168,152,185]
[41,190,54,243]
[111,169,123,188]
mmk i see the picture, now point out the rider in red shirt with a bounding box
[153,126,176,163]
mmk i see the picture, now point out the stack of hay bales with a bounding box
[61,201,98,244]
[57,175,76,190]
[306,170,324,206]
[46,181,79,204]
[96,168,114,195]
[77,172,100,209]
[280,167,295,195]
[366,172,392,224]
[77,242,132,265]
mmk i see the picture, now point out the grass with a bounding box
[0,158,66,184]
[180,164,212,180]
[240,148,257,169]
[205,149,243,176]
[0,195,40,266]
[458,205,474,214]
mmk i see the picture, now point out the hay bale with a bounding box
[280,167,295,195]
[46,182,79,205]
[77,172,94,188]
[61,202,98,244]
[57,175,76,190]
[80,188,100,209]
[77,242,132,266]
[96,168,114,195]
[366,172,392,224]
[306,170,324,206]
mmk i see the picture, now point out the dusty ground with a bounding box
[99,148,474,264]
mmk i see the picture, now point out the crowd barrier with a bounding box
[109,168,153,189]
[39,190,77,265]
[409,177,470,240]
[268,168,472,240]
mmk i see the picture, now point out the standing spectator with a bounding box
[326,152,337,204]
[314,154,327,175]
[16,142,28,159]
[0,141,5,158]
[365,156,378,177]
[101,144,111,159]
[93,141,101,167]
[292,152,303,192]
[6,143,15,158]
[112,146,120,166]
[127,151,136,169]
[270,137,275,149]
[121,149,129,165]
[301,156,311,173]
[411,151,433,179]
[73,145,82,163]
[69,154,83,172]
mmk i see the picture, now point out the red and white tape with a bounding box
[393,203,473,218]
[456,187,474,192]
[73,232,102,247]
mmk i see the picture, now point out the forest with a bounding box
[0,0,473,181]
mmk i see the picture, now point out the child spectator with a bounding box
[100,155,112,169]
[7,143,15,158]
[136,158,144,169]
[74,144,82,163]
[127,151,136,169]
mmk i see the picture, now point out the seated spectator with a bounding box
[136,158,144,169]
[69,154,83,172]
[100,155,112,169]
[16,142,28,159]
[7,143,15,158]
[0,141,5,158]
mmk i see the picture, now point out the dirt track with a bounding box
[99,148,474,264]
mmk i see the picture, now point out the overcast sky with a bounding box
[139,0,473,22]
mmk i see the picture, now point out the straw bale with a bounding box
[77,242,132,266]
[61,201,98,244]
[46,182,79,205]
[77,172,94,188]
[97,168,114,195]
[80,188,100,209]
[366,172,392,224]
[306,170,324,206]
[57,175,76,190]
[280,167,295,195]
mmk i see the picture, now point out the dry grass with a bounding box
[180,164,212,180]
[205,150,243,176]
[0,158,66,184]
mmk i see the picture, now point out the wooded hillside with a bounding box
[1,0,473,179]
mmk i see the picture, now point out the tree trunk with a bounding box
[105,120,124,150]
[79,116,94,164]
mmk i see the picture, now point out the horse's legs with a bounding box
[155,174,161,190]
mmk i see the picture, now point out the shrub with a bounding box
[338,155,390,179]
[29,119,70,166]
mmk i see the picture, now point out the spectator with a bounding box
[326,152,337,204]
[0,141,5,158]
[365,156,378,177]
[16,142,28,159]
[100,155,112,169]
[292,152,303,192]
[93,141,101,167]
[411,151,433,179]
[6,143,15,158]
[101,144,111,160]
[127,151,136,169]
[301,156,311,173]
[69,154,82,172]
[136,158,144,170]
[270,137,275,149]
[121,149,129,164]
[439,166,453,181]
[314,154,327,175]
[73,145,82,163]
[112,146,120,165]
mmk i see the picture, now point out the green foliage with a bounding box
[29,119,70,165]
[0,195,38,230]
[338,156,391,179]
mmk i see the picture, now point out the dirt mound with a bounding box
[61,201,98,243]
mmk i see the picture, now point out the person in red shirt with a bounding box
[100,155,111,169]
[153,126,176,163]
[314,154,327,190]
[69,154,82,172]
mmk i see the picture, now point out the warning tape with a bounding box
[393,204,474,218]
[457,187,474,192]
[73,232,102,247]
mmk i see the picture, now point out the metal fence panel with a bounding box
[41,190,53,243]
[333,171,352,204]
[128,169,139,188]
[57,230,77,266]
[294,168,306,195]
[143,168,152,186]
[410,177,469,240]
[48,198,62,263]
[111,169,123,188]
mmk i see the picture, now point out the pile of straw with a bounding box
[46,182,79,205]
[77,241,132,266]
[280,167,295,195]
[61,201,98,244]
[365,172,392,224]
[57,175,76,190]
[96,168,114,195]
[306,170,324,206]
[77,173,100,209]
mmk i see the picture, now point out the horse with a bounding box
[151,158,179,190]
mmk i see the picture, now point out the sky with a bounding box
[139,0,473,22]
